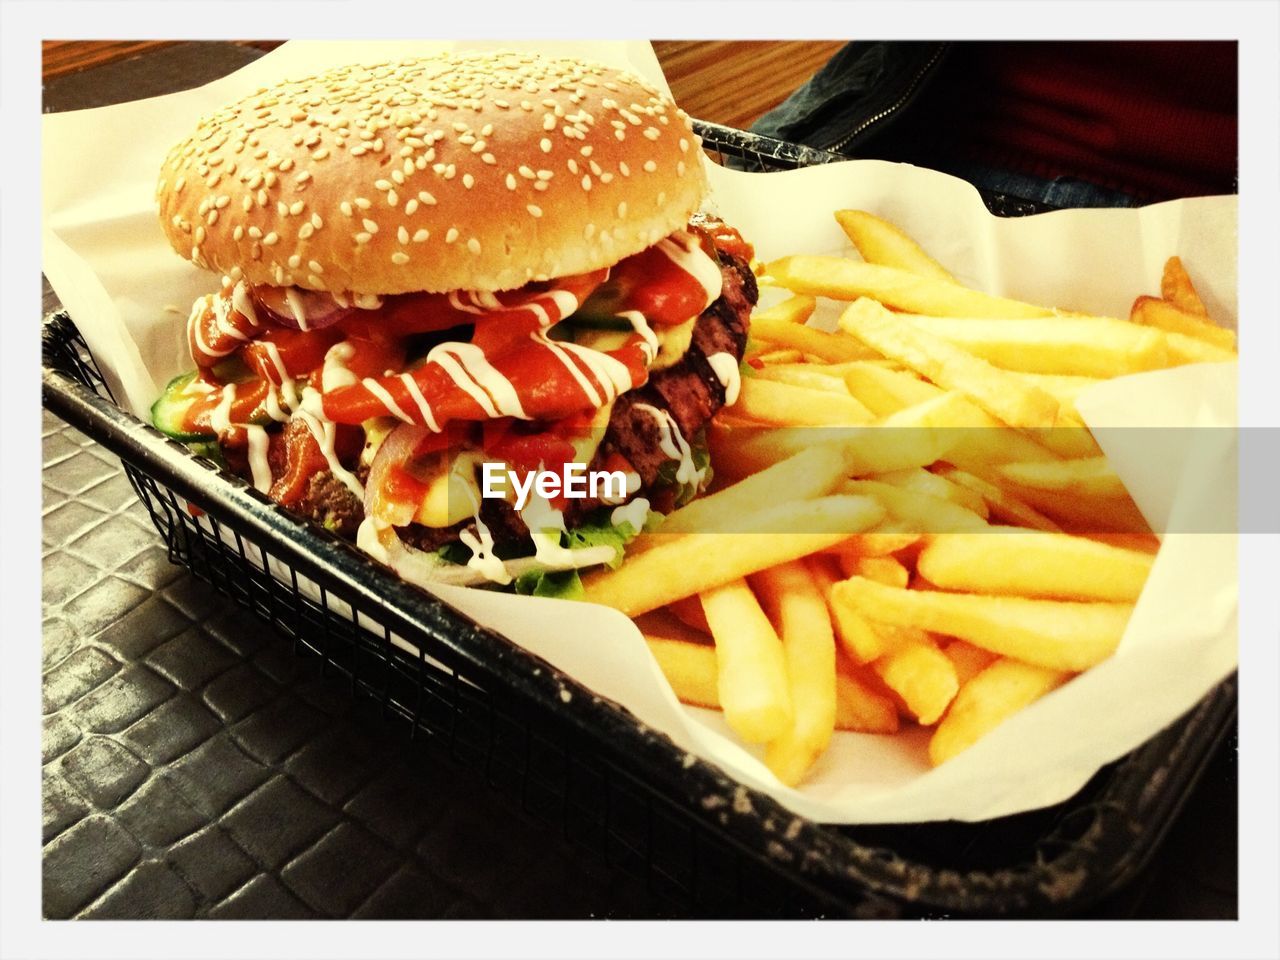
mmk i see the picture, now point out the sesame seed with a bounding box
[543,113,556,131]
[617,202,627,218]
[506,174,517,190]
[299,223,315,239]
[581,175,592,191]
[375,178,392,191]
[413,229,429,242]
[215,195,231,208]
[309,260,324,274]
[387,189,399,206]
[289,200,305,215]
[405,199,419,215]
[392,251,411,265]
[567,158,579,174]
[355,232,372,244]
[242,195,253,212]
[307,274,323,287]
[311,213,323,229]
[362,218,379,233]
[391,169,405,185]
[249,226,262,239]
[519,165,535,179]
[540,138,552,153]
[584,223,595,239]
[418,191,436,205]
[277,201,289,217]
[467,237,482,254]
[340,201,354,216]
[643,160,657,173]
[643,127,660,141]
[263,232,279,246]
[233,225,244,241]
[355,197,372,209]
[614,130,625,141]
[527,204,543,218]
[398,226,410,244]
[580,145,593,157]
[600,172,614,184]
[288,254,302,269]
[207,209,219,226]
[677,161,686,176]
[195,225,206,244]
[679,138,689,153]
[463,173,475,189]
[445,227,459,243]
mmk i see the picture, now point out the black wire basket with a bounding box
[40,121,1236,918]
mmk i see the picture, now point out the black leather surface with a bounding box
[42,410,659,918]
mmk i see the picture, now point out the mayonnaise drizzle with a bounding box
[321,342,358,392]
[399,373,441,432]
[210,383,237,435]
[259,340,300,410]
[634,402,706,488]
[245,424,272,493]
[554,340,635,402]
[610,496,650,532]
[657,231,723,308]
[706,352,742,406]
[284,288,310,331]
[618,310,659,363]
[362,377,414,424]
[426,342,528,419]
[188,295,235,359]
[295,388,365,499]
[531,331,604,408]
[231,281,260,327]
[519,494,618,570]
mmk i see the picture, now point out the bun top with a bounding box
[156,51,708,295]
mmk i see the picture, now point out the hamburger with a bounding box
[152,50,756,594]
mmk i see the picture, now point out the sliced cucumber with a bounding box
[152,372,216,441]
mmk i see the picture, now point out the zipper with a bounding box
[824,43,948,154]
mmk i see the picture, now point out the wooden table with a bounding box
[41,40,845,131]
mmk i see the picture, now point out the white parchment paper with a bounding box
[42,40,1238,823]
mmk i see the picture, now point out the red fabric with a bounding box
[898,42,1237,201]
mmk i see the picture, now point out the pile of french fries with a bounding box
[581,209,1237,787]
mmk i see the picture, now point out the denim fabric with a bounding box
[935,159,1141,209]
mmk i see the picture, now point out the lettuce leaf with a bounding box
[513,567,585,600]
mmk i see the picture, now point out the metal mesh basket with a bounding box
[40,121,1236,918]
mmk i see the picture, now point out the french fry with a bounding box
[708,393,963,480]
[933,466,1062,531]
[661,443,856,535]
[826,532,923,557]
[929,659,1069,765]
[750,315,879,363]
[831,576,1131,671]
[752,364,853,393]
[808,557,911,663]
[581,496,885,616]
[870,635,959,725]
[835,666,901,733]
[1130,295,1236,351]
[840,479,989,533]
[997,484,1153,535]
[647,632,899,733]
[845,555,910,588]
[1163,329,1238,366]
[900,314,1170,377]
[701,580,793,743]
[644,635,720,709]
[994,456,1127,500]
[766,255,1055,319]
[842,362,941,415]
[1008,372,1103,421]
[840,298,1061,429]
[834,209,957,283]
[753,563,838,785]
[1025,415,1105,461]
[873,467,990,518]
[940,639,998,687]
[1160,256,1209,316]
[736,377,875,426]
[917,528,1155,601]
[751,348,806,366]
[754,293,818,325]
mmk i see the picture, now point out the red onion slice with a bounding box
[251,285,354,331]
[364,422,433,527]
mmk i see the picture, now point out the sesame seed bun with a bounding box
[156,51,709,295]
